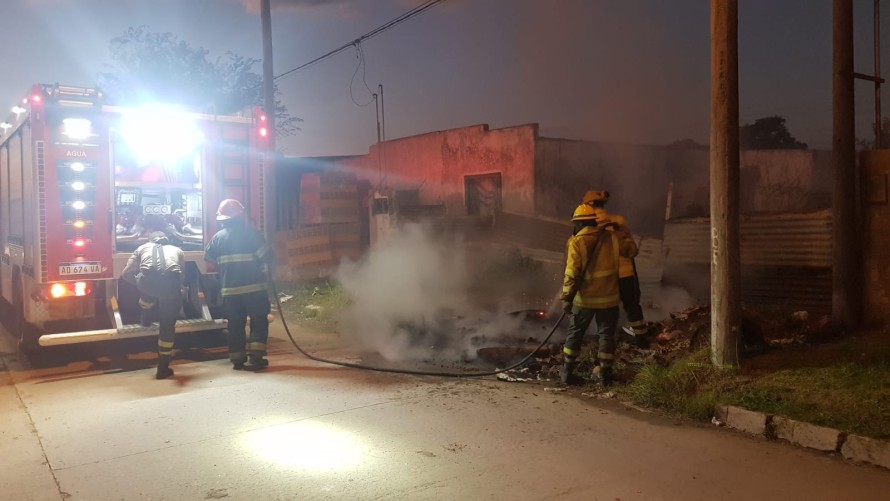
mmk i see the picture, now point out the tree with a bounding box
[97,26,300,136]
[856,116,890,151]
[739,115,807,150]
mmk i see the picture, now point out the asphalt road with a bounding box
[1,321,889,501]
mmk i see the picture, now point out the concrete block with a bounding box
[841,434,890,470]
[716,405,769,436]
[772,416,841,452]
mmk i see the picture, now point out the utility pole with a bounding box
[833,0,859,328]
[709,0,741,367]
[261,0,277,239]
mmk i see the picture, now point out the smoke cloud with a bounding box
[335,223,555,363]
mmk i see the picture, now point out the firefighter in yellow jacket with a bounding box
[560,203,638,386]
[582,190,647,339]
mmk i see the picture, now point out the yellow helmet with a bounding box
[582,190,610,205]
[572,203,598,222]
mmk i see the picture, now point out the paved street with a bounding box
[1,322,889,501]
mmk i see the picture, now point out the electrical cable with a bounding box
[349,42,376,107]
[274,0,446,81]
[268,278,566,378]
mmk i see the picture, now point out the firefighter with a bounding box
[204,199,276,371]
[560,203,638,386]
[120,231,185,380]
[582,190,647,339]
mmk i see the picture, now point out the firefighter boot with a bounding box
[156,355,174,380]
[595,366,614,387]
[559,361,584,386]
[244,355,269,371]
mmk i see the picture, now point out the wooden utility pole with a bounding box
[261,0,277,239]
[709,0,741,367]
[832,0,859,328]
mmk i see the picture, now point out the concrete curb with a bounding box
[715,405,890,471]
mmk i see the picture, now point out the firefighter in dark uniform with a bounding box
[204,199,276,371]
[560,203,638,386]
[121,231,185,380]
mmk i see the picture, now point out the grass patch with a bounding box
[623,336,890,440]
[625,348,740,420]
[272,279,350,332]
[724,363,890,439]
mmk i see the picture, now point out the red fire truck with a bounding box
[0,84,271,350]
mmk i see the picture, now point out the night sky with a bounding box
[0,0,885,156]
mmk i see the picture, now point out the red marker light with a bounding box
[73,239,86,248]
[259,127,268,137]
[260,115,267,122]
[32,95,41,102]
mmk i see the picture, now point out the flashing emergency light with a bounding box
[71,181,86,191]
[32,94,41,102]
[62,118,93,140]
[72,220,86,229]
[73,239,86,248]
[71,201,86,210]
[259,127,268,137]
[50,284,66,298]
[121,105,204,166]
[70,162,86,172]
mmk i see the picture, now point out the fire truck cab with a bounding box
[0,84,271,350]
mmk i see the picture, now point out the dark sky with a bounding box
[0,0,885,156]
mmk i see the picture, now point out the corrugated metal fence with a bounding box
[663,210,833,312]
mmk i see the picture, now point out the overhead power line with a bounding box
[274,0,446,81]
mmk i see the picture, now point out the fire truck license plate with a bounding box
[59,262,102,275]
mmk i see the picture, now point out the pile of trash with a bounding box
[491,304,833,384]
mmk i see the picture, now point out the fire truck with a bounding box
[0,84,271,350]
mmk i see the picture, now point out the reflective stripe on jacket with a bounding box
[204,223,275,297]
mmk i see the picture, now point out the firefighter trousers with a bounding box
[223,290,271,363]
[136,271,182,357]
[619,274,644,326]
[563,306,619,368]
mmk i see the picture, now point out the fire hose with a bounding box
[268,278,567,378]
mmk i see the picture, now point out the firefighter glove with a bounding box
[561,300,574,315]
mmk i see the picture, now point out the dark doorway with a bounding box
[465,173,502,216]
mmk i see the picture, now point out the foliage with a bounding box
[857,116,890,151]
[274,279,350,331]
[98,26,300,136]
[739,115,807,150]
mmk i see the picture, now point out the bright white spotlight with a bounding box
[70,162,86,172]
[246,421,365,471]
[71,181,86,191]
[120,104,204,166]
[62,118,93,140]
[71,200,86,210]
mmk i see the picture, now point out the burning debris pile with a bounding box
[490,304,834,385]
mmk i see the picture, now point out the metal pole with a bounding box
[875,0,882,148]
[833,0,859,328]
[379,84,386,181]
[709,0,741,368]
[261,0,277,238]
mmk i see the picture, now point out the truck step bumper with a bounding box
[38,319,227,346]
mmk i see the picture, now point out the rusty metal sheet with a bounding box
[663,210,832,268]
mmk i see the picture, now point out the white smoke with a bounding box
[335,223,554,362]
